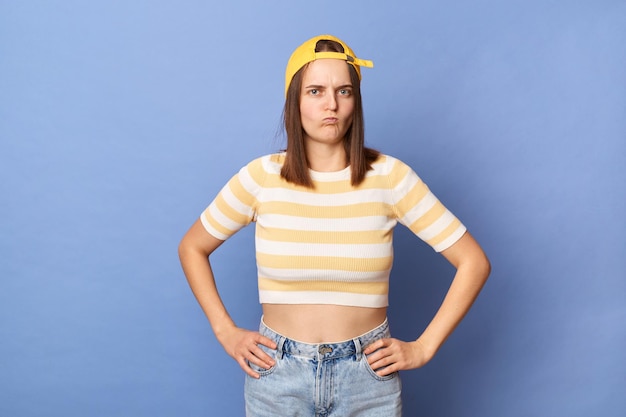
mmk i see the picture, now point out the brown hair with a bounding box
[281,39,379,188]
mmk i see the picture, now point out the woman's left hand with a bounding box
[362,338,431,377]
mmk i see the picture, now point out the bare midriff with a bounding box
[261,304,387,343]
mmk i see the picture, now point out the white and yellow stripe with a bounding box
[201,153,466,307]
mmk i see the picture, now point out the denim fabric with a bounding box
[244,318,402,416]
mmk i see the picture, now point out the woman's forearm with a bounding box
[417,233,491,360]
[178,220,236,340]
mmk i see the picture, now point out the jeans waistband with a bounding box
[259,318,390,361]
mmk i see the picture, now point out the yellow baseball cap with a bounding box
[284,34,374,96]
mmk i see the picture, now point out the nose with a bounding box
[325,92,338,111]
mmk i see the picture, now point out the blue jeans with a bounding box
[244,318,402,416]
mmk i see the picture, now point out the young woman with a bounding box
[179,34,490,416]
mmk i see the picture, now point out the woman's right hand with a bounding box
[179,223,277,378]
[218,327,277,379]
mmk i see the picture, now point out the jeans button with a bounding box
[319,345,333,354]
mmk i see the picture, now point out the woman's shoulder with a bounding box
[236,153,285,182]
[266,152,287,169]
[365,153,424,191]
[242,152,285,169]
[370,153,411,174]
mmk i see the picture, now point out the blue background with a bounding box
[1,1,624,416]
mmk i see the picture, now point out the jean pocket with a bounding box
[247,344,278,377]
[361,354,398,382]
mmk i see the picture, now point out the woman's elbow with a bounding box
[482,255,492,280]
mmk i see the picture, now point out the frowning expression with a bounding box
[299,59,355,148]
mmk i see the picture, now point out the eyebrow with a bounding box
[303,84,353,90]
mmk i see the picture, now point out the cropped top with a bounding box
[201,153,466,308]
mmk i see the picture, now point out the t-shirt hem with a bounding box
[259,290,388,308]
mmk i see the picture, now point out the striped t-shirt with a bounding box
[201,153,466,308]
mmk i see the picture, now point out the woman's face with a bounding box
[299,59,355,149]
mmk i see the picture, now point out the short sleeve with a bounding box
[200,157,267,240]
[389,157,467,252]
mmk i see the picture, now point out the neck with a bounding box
[305,142,347,172]
[307,146,348,172]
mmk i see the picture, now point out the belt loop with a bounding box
[276,336,286,359]
[353,337,362,361]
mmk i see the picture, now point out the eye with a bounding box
[338,89,352,96]
[308,88,320,96]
